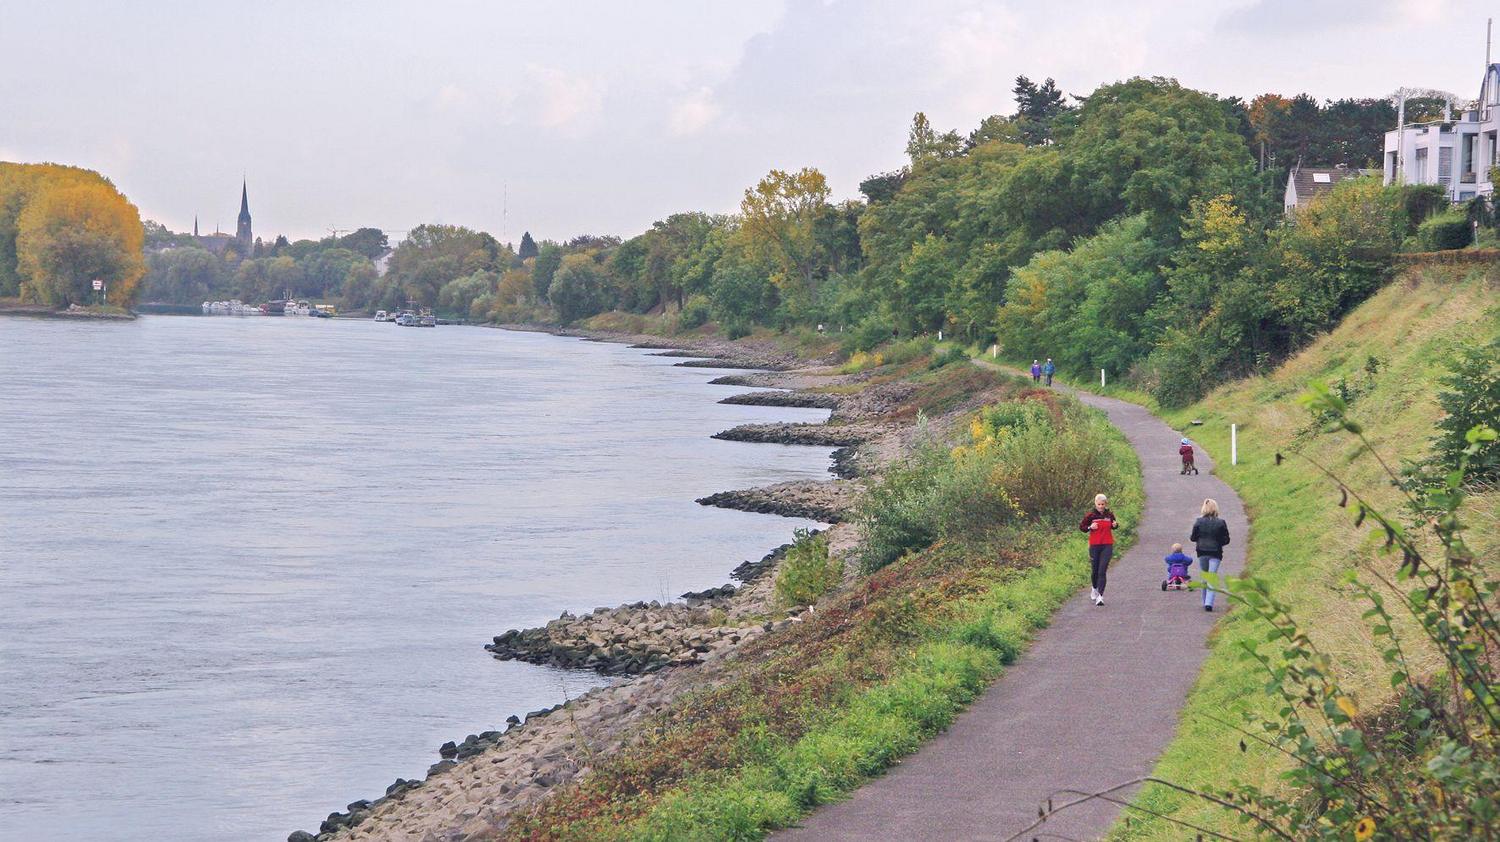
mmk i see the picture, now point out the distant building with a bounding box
[235,180,253,251]
[1284,166,1366,214]
[1384,64,1500,202]
[192,181,253,256]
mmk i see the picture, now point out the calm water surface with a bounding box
[0,315,831,840]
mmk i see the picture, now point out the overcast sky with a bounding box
[2,0,1494,243]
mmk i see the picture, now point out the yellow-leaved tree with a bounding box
[0,162,145,307]
[736,167,829,318]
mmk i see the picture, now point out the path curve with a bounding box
[776,363,1247,841]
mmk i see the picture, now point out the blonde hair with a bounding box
[1171,542,1182,552]
[1094,493,1108,506]
[1201,498,1220,517]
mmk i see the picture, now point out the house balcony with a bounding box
[1462,171,1478,183]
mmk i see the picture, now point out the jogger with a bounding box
[1089,543,1113,595]
[1079,493,1119,606]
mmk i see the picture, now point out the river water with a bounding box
[0,315,832,840]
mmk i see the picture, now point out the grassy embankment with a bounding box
[1101,263,1500,838]
[501,355,1141,840]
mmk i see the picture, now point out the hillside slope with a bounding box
[1118,261,1500,838]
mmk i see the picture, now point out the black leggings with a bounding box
[1089,544,1114,593]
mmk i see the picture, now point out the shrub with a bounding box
[840,350,884,373]
[1417,210,1474,251]
[842,313,896,354]
[773,530,841,608]
[882,336,934,367]
[858,399,1124,572]
[1431,337,1500,484]
[724,320,752,340]
[927,346,968,370]
[1401,183,1449,232]
[678,294,711,329]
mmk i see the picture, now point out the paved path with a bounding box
[776,364,1247,841]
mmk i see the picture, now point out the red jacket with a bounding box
[1080,508,1118,546]
[1179,444,1195,459]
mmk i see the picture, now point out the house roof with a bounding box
[1287,167,1364,204]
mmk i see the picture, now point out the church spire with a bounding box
[235,179,252,249]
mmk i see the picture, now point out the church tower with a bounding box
[236,180,252,251]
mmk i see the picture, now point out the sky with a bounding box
[1,0,1495,244]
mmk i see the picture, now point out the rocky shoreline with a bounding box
[297,329,890,842]
[697,479,856,523]
[711,421,868,447]
[718,390,840,409]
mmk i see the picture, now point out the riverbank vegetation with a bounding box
[493,365,1139,840]
[0,162,145,309]
[136,76,1460,410]
[1095,263,1499,839]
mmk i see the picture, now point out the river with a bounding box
[0,315,832,840]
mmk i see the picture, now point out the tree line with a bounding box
[139,75,1446,406]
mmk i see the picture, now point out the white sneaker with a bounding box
[1096,593,1105,606]
[1090,588,1099,603]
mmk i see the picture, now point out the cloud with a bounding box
[1216,0,1421,35]
[669,87,722,136]
[528,64,606,134]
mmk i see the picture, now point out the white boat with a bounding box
[374,310,388,322]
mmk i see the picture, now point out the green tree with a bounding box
[533,242,563,300]
[548,253,610,323]
[1012,75,1069,145]
[517,231,539,261]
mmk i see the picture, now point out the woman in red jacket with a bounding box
[1079,493,1120,606]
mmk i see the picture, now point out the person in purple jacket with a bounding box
[1030,360,1041,382]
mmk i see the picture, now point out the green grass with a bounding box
[1108,263,1500,838]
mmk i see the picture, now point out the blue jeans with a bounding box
[1198,555,1222,607]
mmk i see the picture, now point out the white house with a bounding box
[1384,63,1500,202]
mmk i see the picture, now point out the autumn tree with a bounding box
[737,168,831,317]
[15,177,145,307]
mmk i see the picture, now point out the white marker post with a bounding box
[937,329,943,341]
[991,344,997,359]
[1100,368,1106,388]
[1231,423,1238,466]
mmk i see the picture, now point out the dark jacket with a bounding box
[1190,515,1230,558]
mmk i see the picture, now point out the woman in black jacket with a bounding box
[1190,498,1230,612]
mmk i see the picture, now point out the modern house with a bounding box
[1383,64,1500,202]
[1283,166,1365,213]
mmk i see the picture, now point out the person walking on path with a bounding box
[1190,498,1231,612]
[1030,360,1042,383]
[1179,438,1198,475]
[1079,493,1119,606]
[1043,358,1055,386]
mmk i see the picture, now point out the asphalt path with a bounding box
[775,362,1248,841]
